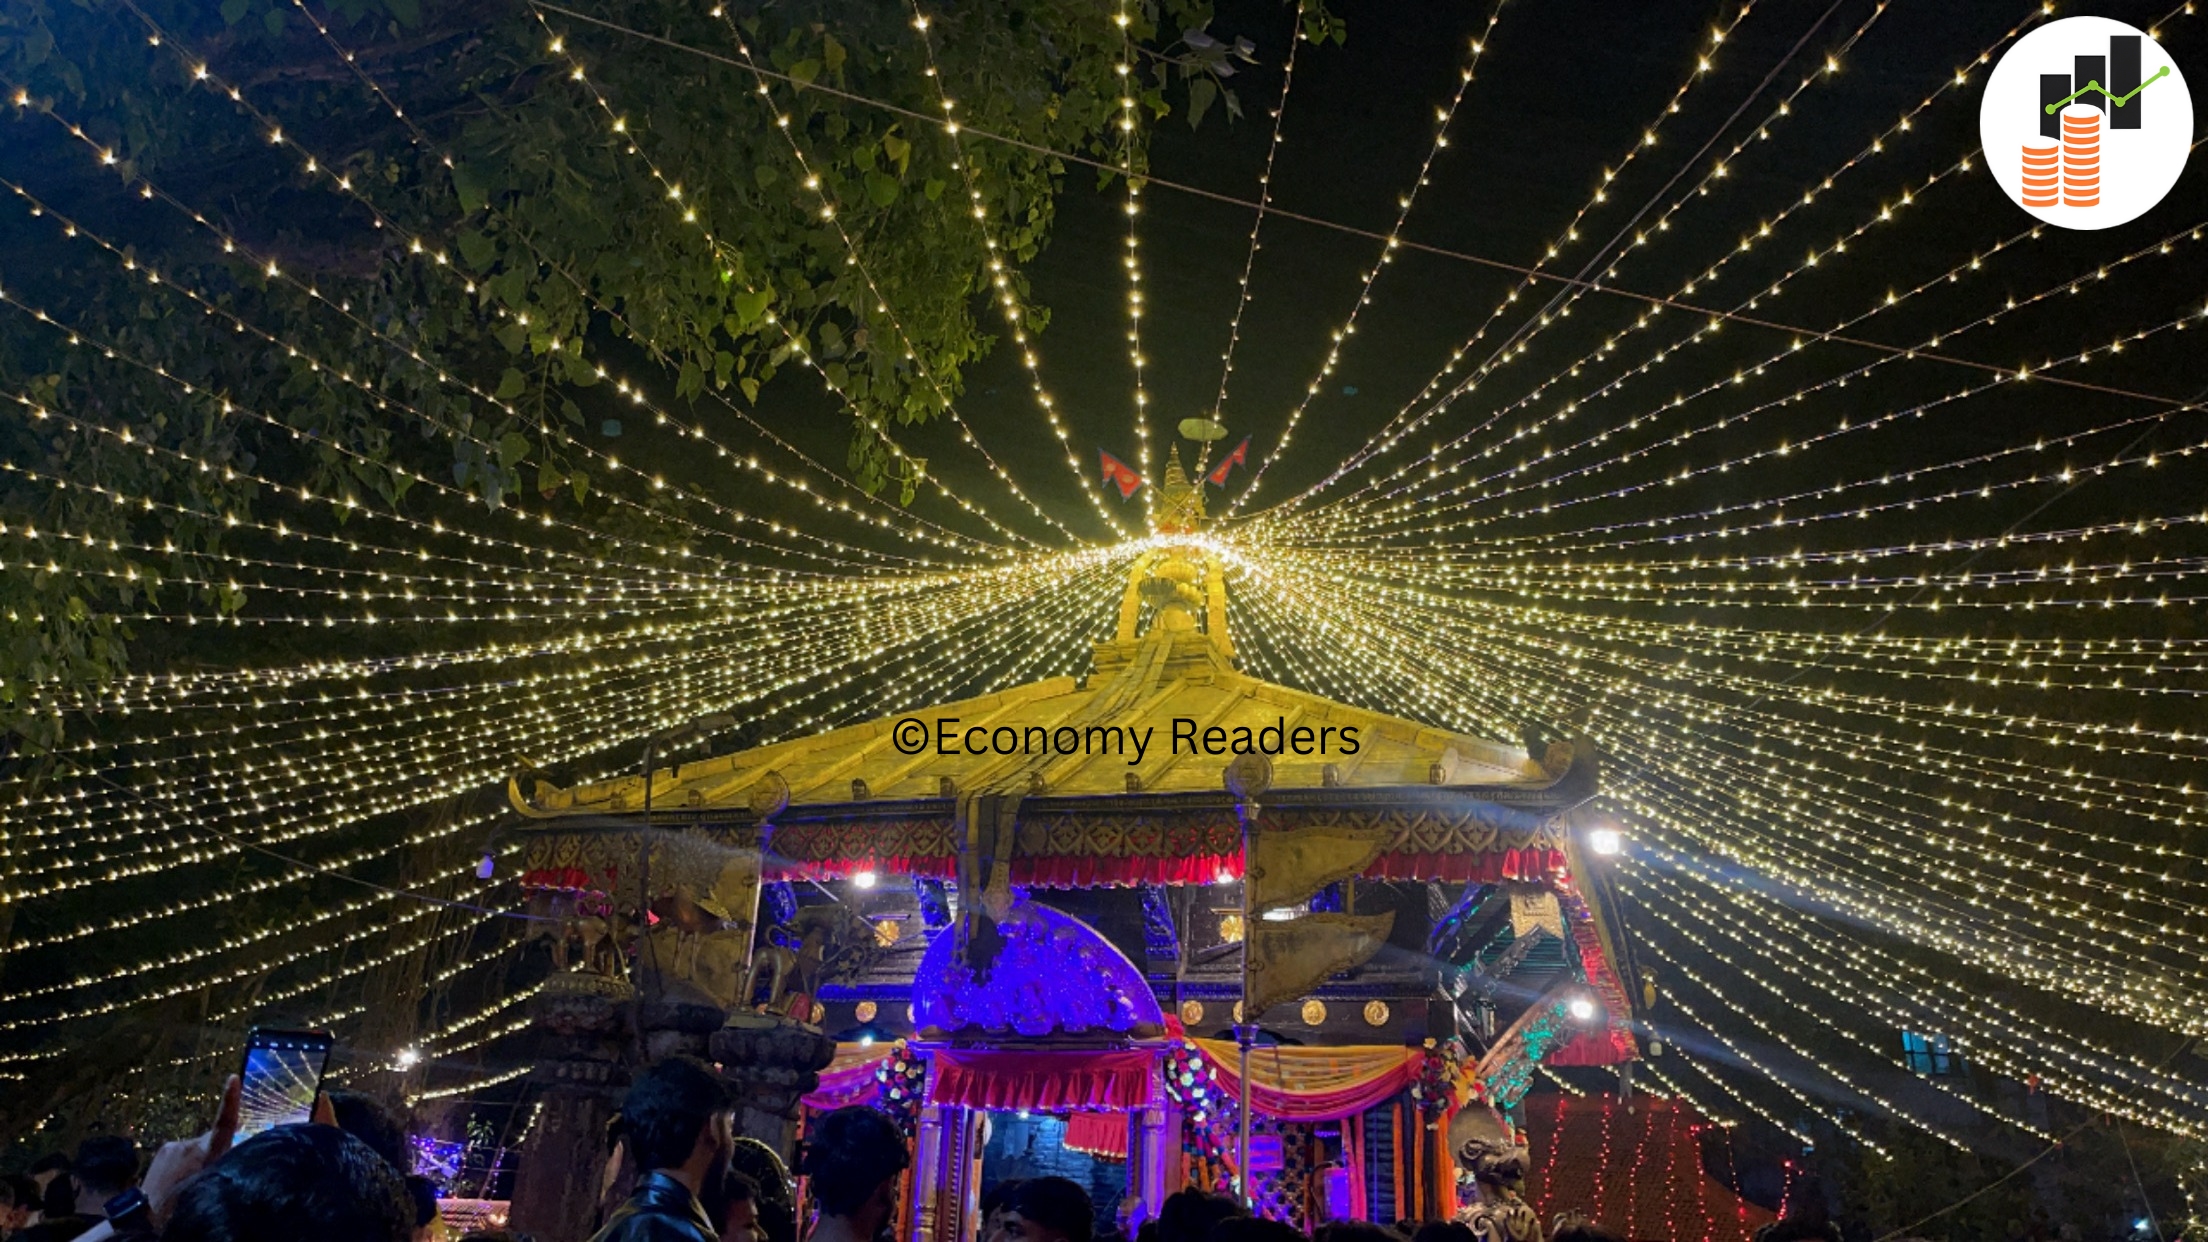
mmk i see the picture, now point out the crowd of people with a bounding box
[0,1056,1713,1242]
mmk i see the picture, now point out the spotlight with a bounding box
[396,1047,422,1069]
[1260,906,1302,922]
[1214,868,1235,885]
[858,1033,875,1047]
[852,870,879,890]
[1588,827,1623,857]
[1567,995,1599,1024]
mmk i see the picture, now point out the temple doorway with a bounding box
[977,1111,1127,1239]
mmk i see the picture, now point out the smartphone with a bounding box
[235,1027,334,1140]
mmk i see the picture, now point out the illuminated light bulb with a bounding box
[395,1047,422,1069]
[1589,827,1624,856]
[1568,995,1598,1023]
[851,870,878,890]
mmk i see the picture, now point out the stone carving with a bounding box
[742,903,879,1016]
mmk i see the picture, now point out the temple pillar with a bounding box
[1134,1099,1176,1228]
[709,1012,836,1152]
[509,972,633,1242]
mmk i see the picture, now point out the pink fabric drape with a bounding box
[802,1043,896,1110]
[1363,847,1565,883]
[1201,1045,1423,1120]
[929,1049,1158,1112]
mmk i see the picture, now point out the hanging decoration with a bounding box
[873,1041,927,1137]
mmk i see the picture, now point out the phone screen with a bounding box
[236,1028,333,1140]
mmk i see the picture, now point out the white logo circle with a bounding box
[1979,16,2192,229]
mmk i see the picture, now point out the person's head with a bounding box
[72,1134,139,1201]
[1206,1219,1306,1242]
[729,1138,796,1242]
[1411,1222,1477,1242]
[701,1168,760,1242]
[798,1107,909,1229]
[1004,1177,1093,1242]
[619,1055,736,1183]
[27,1153,68,1193]
[327,1090,413,1173]
[1157,1190,1245,1242]
[0,1175,34,1229]
[981,1180,1028,1242]
[1314,1223,1398,1242]
[38,1173,73,1219]
[404,1174,441,1238]
[163,1124,413,1242]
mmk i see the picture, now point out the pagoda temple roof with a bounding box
[513,628,1571,819]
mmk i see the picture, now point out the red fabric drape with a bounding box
[1064,1112,1130,1160]
[764,855,955,882]
[929,1049,1158,1112]
[1014,852,1241,888]
[1363,847,1565,883]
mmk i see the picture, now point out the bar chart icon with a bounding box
[1980,16,2192,228]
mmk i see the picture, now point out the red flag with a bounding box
[1099,450,1145,499]
[1206,436,1251,487]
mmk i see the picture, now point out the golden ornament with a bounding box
[1300,999,1328,1026]
[1179,1000,1206,1026]
[855,1000,879,1023]
[1218,913,1245,944]
[809,1001,827,1025]
[1363,1000,1392,1027]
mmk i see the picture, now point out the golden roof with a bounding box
[512,549,1569,820]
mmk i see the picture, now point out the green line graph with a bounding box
[2045,64,2171,114]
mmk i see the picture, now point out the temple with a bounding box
[500,450,1766,1242]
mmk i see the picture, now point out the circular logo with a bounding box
[1979,16,2192,229]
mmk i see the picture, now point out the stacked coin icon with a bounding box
[2061,103,2101,207]
[2019,140,2060,207]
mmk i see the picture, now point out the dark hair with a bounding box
[458,1232,532,1242]
[1411,1223,1478,1242]
[1008,1177,1093,1242]
[619,1055,734,1173]
[1206,1219,1306,1242]
[163,1124,412,1242]
[982,1179,1028,1218]
[71,1135,138,1197]
[327,1090,412,1173]
[798,1107,910,1218]
[28,1153,70,1176]
[732,1136,797,1242]
[1314,1223,1399,1242]
[1157,1190,1245,1242]
[39,1174,74,1217]
[0,1175,28,1208]
[405,1175,440,1229]
[701,1169,761,1229]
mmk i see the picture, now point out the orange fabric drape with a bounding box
[1190,1040,1422,1119]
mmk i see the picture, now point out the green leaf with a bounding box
[791,58,821,86]
[385,0,421,25]
[923,178,946,201]
[497,432,530,468]
[1186,76,1217,130]
[455,229,496,270]
[739,377,760,404]
[495,367,528,400]
[755,164,780,189]
[452,164,488,215]
[494,323,527,355]
[570,470,591,504]
[536,461,564,496]
[678,358,704,399]
[220,0,251,24]
[732,288,772,326]
[883,134,911,177]
[23,23,54,67]
[822,34,846,75]
[263,7,286,37]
